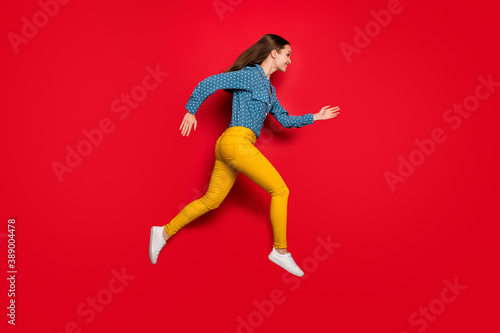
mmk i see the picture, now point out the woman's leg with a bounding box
[163,144,238,237]
[220,139,290,250]
[150,136,238,264]
[224,141,305,276]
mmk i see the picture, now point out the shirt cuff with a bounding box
[305,113,314,125]
[185,100,198,115]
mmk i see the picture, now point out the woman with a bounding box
[149,34,340,276]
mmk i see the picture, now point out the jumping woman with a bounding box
[149,34,340,276]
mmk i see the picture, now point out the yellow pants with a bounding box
[164,126,289,249]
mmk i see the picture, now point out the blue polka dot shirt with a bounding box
[185,64,314,138]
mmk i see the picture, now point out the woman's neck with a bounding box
[259,61,276,80]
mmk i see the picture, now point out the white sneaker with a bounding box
[268,247,304,277]
[149,226,167,264]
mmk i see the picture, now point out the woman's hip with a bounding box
[215,126,258,161]
[218,126,256,145]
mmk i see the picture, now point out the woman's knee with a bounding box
[271,183,290,197]
[200,194,224,211]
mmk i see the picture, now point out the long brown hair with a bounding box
[222,34,290,93]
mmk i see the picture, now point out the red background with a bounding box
[2,0,499,332]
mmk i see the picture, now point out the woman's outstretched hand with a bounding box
[180,112,197,136]
[313,105,340,121]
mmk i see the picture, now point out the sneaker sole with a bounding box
[149,227,156,264]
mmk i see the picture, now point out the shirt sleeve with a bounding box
[185,70,253,114]
[269,98,314,129]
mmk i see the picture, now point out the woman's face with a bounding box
[275,44,292,72]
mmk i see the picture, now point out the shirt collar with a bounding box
[255,64,270,82]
